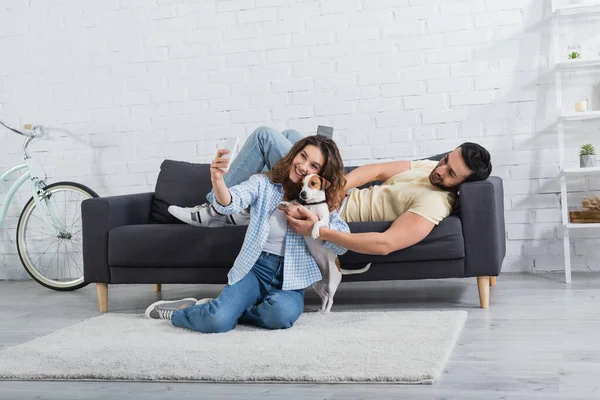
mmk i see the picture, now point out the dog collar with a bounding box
[298,199,327,206]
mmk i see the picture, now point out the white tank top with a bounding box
[262,209,287,256]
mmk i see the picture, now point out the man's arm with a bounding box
[318,211,435,255]
[344,160,411,191]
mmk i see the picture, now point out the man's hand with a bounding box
[285,206,319,237]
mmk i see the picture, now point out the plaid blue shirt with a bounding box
[207,174,349,290]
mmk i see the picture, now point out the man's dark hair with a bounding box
[459,142,492,182]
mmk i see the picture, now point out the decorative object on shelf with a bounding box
[567,44,581,59]
[582,195,600,211]
[569,195,600,223]
[575,99,588,111]
[580,143,596,167]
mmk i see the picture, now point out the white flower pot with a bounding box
[580,155,596,168]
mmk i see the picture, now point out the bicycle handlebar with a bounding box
[0,119,46,138]
[0,118,31,137]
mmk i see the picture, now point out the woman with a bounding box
[145,134,349,333]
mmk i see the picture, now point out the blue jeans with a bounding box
[171,252,305,333]
[214,126,304,191]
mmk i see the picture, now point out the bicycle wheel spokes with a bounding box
[17,182,97,291]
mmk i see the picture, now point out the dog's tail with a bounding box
[338,261,372,275]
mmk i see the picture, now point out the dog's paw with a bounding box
[277,201,293,210]
[311,224,321,239]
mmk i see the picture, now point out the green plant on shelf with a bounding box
[568,51,581,59]
[580,143,596,156]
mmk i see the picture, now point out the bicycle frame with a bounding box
[0,161,67,235]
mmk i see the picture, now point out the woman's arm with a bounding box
[210,149,233,207]
[207,149,262,214]
[208,174,263,215]
[212,177,232,207]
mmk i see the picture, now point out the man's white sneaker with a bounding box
[228,208,250,226]
[168,203,250,227]
[168,203,227,227]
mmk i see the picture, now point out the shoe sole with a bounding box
[144,297,198,319]
[168,209,204,227]
[168,208,229,228]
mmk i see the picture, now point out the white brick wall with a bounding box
[0,0,598,280]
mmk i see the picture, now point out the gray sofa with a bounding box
[82,158,506,312]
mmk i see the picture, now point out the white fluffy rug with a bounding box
[0,310,467,384]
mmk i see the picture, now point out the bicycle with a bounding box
[0,118,98,291]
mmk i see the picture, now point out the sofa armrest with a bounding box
[82,192,154,283]
[459,177,506,277]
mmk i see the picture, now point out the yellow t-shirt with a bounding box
[341,160,455,225]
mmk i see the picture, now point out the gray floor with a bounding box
[1,273,599,399]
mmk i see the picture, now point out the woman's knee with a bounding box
[260,293,304,330]
[173,305,237,334]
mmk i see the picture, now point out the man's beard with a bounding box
[429,168,457,192]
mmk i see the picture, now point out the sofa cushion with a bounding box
[150,160,213,224]
[339,215,464,266]
[108,216,464,268]
[109,224,247,268]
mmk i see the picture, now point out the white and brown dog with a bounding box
[278,174,370,313]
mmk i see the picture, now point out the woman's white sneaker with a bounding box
[144,298,198,320]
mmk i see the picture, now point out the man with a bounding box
[168,126,492,255]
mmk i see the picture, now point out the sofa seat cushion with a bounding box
[109,215,464,268]
[339,215,464,265]
[109,225,247,268]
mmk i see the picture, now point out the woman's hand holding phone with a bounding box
[210,149,233,206]
[210,149,230,182]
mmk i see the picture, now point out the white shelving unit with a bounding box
[555,2,600,15]
[552,0,600,283]
[560,110,600,121]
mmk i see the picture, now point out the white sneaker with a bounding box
[168,203,250,227]
[144,298,198,320]
[228,208,250,226]
[195,298,213,305]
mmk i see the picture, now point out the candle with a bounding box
[575,100,588,112]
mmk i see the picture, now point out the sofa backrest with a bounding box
[150,152,454,223]
[150,160,213,224]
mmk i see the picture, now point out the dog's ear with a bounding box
[319,176,331,190]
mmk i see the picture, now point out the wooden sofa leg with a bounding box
[97,283,108,313]
[154,284,162,292]
[476,276,490,309]
[490,276,497,287]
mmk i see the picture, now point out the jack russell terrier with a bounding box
[278,174,370,313]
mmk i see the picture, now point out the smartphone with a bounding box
[220,136,239,173]
[317,125,334,139]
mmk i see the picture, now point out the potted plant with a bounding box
[580,144,596,167]
[567,44,581,59]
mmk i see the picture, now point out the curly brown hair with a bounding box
[267,135,346,211]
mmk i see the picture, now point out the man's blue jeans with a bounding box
[171,252,305,333]
[214,125,304,191]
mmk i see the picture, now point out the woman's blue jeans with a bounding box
[171,252,305,333]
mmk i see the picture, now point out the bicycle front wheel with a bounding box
[16,181,99,291]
